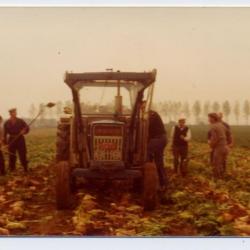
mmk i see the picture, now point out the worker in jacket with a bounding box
[208,113,228,179]
[170,115,191,176]
[141,101,168,189]
[4,108,30,172]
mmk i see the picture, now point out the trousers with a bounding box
[0,150,5,175]
[211,146,228,179]
[148,135,167,187]
[8,136,28,171]
[173,145,188,176]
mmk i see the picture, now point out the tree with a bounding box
[65,100,72,109]
[172,101,182,121]
[212,101,220,113]
[167,101,174,122]
[161,101,170,123]
[29,103,37,119]
[48,105,55,119]
[233,101,240,125]
[222,100,231,122]
[243,100,250,125]
[39,103,46,120]
[182,101,190,119]
[192,100,201,124]
[203,101,211,121]
[56,101,63,118]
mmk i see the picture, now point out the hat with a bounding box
[178,114,186,121]
[208,112,219,121]
[9,108,17,113]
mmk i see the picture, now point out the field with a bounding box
[166,125,250,148]
[0,127,250,236]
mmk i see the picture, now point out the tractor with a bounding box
[55,69,161,210]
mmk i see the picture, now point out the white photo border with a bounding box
[0,1,250,249]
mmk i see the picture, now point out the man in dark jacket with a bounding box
[141,101,167,189]
[4,108,29,172]
[170,115,191,176]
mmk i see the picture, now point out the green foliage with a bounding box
[1,128,249,236]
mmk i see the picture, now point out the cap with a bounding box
[218,112,223,119]
[178,114,186,121]
[8,108,17,113]
[208,112,219,121]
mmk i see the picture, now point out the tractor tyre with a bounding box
[56,123,70,162]
[56,161,72,210]
[143,162,159,211]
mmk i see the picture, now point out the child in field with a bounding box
[0,116,6,175]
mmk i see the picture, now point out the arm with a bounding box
[207,130,211,141]
[21,120,30,135]
[170,126,175,147]
[208,128,218,148]
[183,128,191,142]
[0,127,3,146]
[3,122,8,144]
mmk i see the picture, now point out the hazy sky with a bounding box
[0,7,250,116]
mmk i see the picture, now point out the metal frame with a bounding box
[65,69,157,179]
[64,71,156,88]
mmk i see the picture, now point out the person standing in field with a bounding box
[0,116,6,175]
[208,112,233,174]
[170,115,191,177]
[208,113,228,179]
[140,101,168,190]
[4,108,30,172]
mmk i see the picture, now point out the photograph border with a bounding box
[0,1,250,249]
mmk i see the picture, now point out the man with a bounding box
[170,115,191,176]
[208,113,228,179]
[208,112,233,173]
[4,108,29,172]
[0,116,6,175]
[141,101,167,189]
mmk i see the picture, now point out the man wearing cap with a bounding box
[208,112,233,174]
[4,108,30,172]
[170,115,191,176]
[208,113,228,179]
[0,116,6,175]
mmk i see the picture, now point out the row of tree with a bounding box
[154,100,250,124]
[28,101,71,120]
[28,100,250,125]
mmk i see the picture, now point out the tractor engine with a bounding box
[90,121,125,168]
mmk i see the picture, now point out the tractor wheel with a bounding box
[143,162,159,211]
[56,123,70,162]
[56,161,72,210]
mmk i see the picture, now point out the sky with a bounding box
[0,7,250,117]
